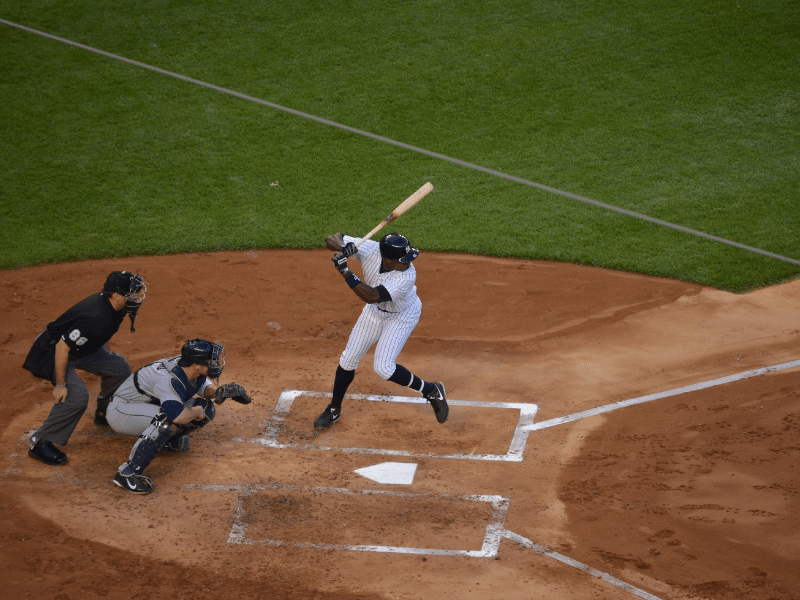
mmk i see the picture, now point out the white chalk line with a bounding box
[189,482,662,599]
[2,17,798,267]
[528,358,800,432]
[188,482,509,558]
[503,531,662,600]
[246,390,538,462]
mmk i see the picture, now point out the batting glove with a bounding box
[341,242,358,258]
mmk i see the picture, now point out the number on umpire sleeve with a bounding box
[68,329,88,345]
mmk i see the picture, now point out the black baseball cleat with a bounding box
[28,438,68,465]
[425,382,449,423]
[113,472,154,494]
[93,411,109,426]
[314,404,341,429]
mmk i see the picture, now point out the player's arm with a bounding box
[51,339,70,403]
[330,252,391,304]
[201,379,218,399]
[352,282,392,304]
[171,402,207,424]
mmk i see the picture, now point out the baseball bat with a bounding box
[355,182,434,248]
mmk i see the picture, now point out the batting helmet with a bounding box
[179,338,226,377]
[379,233,419,264]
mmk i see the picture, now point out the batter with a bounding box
[314,232,448,428]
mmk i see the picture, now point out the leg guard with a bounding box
[119,412,178,477]
[164,398,215,451]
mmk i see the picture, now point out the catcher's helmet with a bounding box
[379,233,419,264]
[179,338,226,377]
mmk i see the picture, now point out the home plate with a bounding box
[355,462,417,485]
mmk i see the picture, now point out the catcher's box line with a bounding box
[527,358,800,432]
[188,482,662,599]
[245,390,538,462]
[3,17,797,267]
[188,482,509,558]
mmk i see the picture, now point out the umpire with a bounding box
[23,271,146,466]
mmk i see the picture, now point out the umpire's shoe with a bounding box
[113,472,154,495]
[28,438,68,466]
[426,382,449,424]
[314,404,341,429]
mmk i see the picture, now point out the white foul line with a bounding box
[528,358,800,432]
[503,531,663,600]
[2,17,798,267]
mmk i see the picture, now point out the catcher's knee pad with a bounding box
[122,412,178,476]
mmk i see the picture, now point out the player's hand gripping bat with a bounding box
[355,182,434,248]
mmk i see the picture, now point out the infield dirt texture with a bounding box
[1,251,799,600]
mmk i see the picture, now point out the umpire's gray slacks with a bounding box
[33,347,130,446]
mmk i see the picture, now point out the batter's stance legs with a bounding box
[388,365,448,423]
[314,364,447,429]
[314,366,354,428]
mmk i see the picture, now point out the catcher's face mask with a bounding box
[207,343,226,379]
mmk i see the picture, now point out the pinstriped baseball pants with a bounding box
[339,300,421,379]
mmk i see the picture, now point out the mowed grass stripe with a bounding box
[2,17,797,268]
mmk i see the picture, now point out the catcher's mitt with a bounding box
[214,382,252,405]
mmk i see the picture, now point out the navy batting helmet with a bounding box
[379,233,419,264]
[179,338,226,377]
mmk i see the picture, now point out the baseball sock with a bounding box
[389,365,435,397]
[331,366,355,410]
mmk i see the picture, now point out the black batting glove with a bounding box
[341,242,358,258]
[332,252,351,276]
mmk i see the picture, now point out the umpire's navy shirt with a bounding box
[46,292,125,357]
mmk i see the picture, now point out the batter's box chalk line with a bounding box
[242,390,538,462]
[186,481,663,600]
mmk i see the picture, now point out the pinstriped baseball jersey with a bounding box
[338,235,422,377]
[343,235,418,314]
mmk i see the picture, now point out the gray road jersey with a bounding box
[113,355,211,406]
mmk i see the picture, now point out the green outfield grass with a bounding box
[1,1,798,291]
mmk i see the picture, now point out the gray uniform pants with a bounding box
[33,347,130,446]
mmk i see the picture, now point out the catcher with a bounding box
[106,338,252,494]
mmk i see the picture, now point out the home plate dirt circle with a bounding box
[1,250,799,599]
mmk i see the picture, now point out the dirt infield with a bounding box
[1,250,798,600]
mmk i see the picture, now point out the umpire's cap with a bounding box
[379,233,419,264]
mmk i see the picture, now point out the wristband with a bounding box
[345,273,361,289]
[55,384,66,388]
